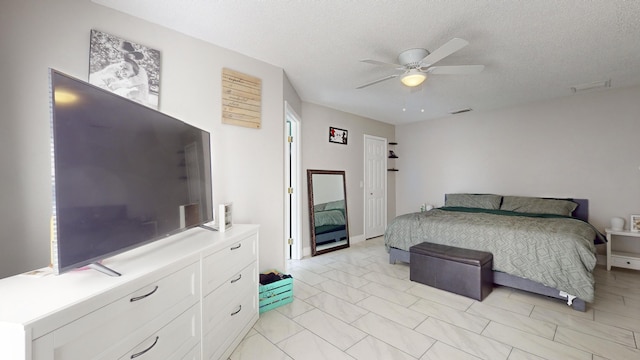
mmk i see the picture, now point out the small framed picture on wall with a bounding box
[329,127,348,145]
[631,214,640,232]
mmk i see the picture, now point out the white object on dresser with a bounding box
[605,228,640,271]
[0,224,259,360]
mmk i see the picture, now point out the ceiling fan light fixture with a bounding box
[400,70,426,87]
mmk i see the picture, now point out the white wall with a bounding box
[396,85,640,234]
[301,102,395,255]
[284,73,302,117]
[0,0,285,277]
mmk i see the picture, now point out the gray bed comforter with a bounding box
[385,208,598,302]
[315,209,345,227]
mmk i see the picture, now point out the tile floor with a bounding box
[230,237,640,360]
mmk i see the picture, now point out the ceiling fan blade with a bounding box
[360,59,404,69]
[356,74,399,89]
[421,38,469,67]
[425,65,485,74]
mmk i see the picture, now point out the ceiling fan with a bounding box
[356,38,484,89]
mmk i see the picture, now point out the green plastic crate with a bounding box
[259,272,293,314]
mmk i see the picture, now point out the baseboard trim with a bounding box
[302,233,364,258]
[350,234,365,244]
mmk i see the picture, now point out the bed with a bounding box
[313,200,347,245]
[385,194,604,311]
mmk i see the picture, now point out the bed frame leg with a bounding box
[570,298,586,311]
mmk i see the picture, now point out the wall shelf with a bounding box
[388,142,398,171]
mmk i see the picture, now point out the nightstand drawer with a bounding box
[611,254,640,270]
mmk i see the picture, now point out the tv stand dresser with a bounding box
[0,224,259,360]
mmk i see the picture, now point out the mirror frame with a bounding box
[307,169,350,256]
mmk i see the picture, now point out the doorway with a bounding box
[285,102,302,259]
[364,135,387,239]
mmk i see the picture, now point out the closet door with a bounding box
[364,135,387,239]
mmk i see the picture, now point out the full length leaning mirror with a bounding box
[307,169,350,256]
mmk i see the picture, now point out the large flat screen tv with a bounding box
[49,69,213,275]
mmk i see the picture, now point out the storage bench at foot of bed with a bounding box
[409,242,493,301]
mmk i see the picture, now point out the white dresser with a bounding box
[0,224,259,360]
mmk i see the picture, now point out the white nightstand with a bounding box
[605,228,640,271]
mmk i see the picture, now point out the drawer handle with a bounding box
[230,243,242,250]
[627,261,631,265]
[130,286,158,302]
[131,336,159,359]
[231,274,242,283]
[231,305,242,316]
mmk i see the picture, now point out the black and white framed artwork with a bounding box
[89,29,161,109]
[329,127,348,145]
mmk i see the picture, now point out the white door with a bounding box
[284,102,302,259]
[364,135,387,239]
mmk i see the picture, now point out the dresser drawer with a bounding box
[203,284,257,360]
[202,261,257,333]
[203,233,257,295]
[117,304,200,360]
[51,262,199,359]
[174,342,200,360]
[611,254,640,270]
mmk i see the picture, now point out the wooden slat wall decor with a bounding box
[222,68,262,129]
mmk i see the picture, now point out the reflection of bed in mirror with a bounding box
[307,170,350,256]
[313,199,347,245]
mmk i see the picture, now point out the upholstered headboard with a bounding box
[443,194,589,222]
[572,199,588,222]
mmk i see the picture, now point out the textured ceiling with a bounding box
[92,0,640,125]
